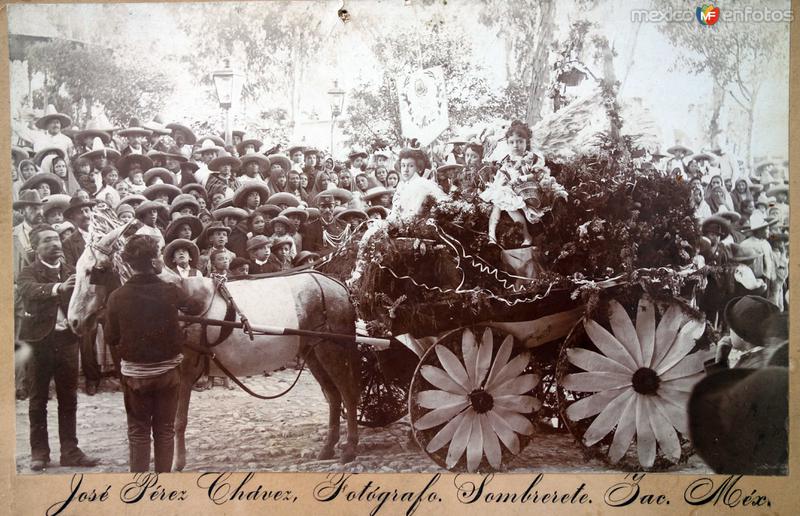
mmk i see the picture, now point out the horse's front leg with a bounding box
[174,352,202,471]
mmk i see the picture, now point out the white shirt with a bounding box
[40,259,69,331]
[27,130,74,155]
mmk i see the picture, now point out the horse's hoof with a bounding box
[340,448,357,464]
[174,462,185,472]
[317,448,335,460]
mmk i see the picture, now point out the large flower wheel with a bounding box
[556,295,713,470]
[409,325,541,472]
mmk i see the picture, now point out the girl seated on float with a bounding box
[480,121,547,246]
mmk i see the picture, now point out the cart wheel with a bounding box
[556,294,713,471]
[357,341,418,428]
[409,325,542,472]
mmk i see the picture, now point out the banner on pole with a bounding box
[397,66,449,146]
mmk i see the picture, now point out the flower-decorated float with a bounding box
[322,88,714,473]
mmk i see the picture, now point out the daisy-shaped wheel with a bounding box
[409,326,541,472]
[559,296,710,469]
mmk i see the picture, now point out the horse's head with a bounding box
[68,224,128,336]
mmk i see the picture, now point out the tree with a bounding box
[478,0,555,126]
[340,21,509,149]
[177,2,328,134]
[25,40,173,126]
[659,4,789,164]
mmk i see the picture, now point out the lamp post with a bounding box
[327,80,345,155]
[211,59,244,146]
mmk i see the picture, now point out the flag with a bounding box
[397,66,448,147]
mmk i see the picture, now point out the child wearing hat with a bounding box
[198,223,235,276]
[271,237,294,271]
[246,235,279,274]
[116,203,135,224]
[164,239,202,278]
[134,201,166,250]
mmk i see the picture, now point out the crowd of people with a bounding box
[11,104,790,474]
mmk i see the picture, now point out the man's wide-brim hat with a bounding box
[236,138,263,156]
[436,163,465,176]
[12,146,31,162]
[143,167,176,186]
[134,200,169,219]
[118,194,147,208]
[755,160,776,172]
[233,183,270,209]
[166,123,197,145]
[286,144,306,156]
[12,189,44,210]
[181,161,200,173]
[348,149,368,160]
[117,118,153,139]
[267,154,292,173]
[256,204,282,218]
[335,208,368,222]
[35,104,72,130]
[701,215,731,236]
[181,183,208,199]
[666,144,693,157]
[279,207,308,223]
[75,115,116,144]
[62,194,97,219]
[143,115,171,135]
[42,193,71,215]
[33,146,66,166]
[169,193,201,215]
[239,153,270,170]
[688,152,716,164]
[268,215,292,229]
[766,185,788,198]
[116,154,154,178]
[20,173,63,195]
[209,152,242,172]
[213,206,249,221]
[80,137,121,162]
[718,211,741,225]
[362,186,394,202]
[743,212,778,232]
[164,238,200,268]
[165,215,203,243]
[266,192,301,208]
[161,145,188,163]
[143,183,181,202]
[367,205,389,219]
[689,366,788,475]
[198,135,225,149]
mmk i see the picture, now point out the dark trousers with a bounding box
[122,368,180,472]
[28,330,80,462]
[80,328,101,386]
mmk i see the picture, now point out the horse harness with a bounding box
[180,272,334,400]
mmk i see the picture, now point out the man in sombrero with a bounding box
[22,104,75,156]
[161,145,197,188]
[118,118,153,156]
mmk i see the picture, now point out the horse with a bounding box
[67,216,361,469]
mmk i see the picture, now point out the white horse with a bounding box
[67,221,361,469]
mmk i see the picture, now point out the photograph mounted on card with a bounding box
[5,0,791,494]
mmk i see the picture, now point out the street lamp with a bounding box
[327,80,345,154]
[211,59,244,146]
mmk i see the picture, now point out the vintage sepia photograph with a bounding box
[7,0,791,479]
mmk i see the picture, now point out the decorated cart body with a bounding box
[348,219,712,473]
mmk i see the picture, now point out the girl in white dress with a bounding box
[481,121,548,245]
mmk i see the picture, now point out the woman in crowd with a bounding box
[286,170,309,204]
[386,170,400,189]
[730,178,753,215]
